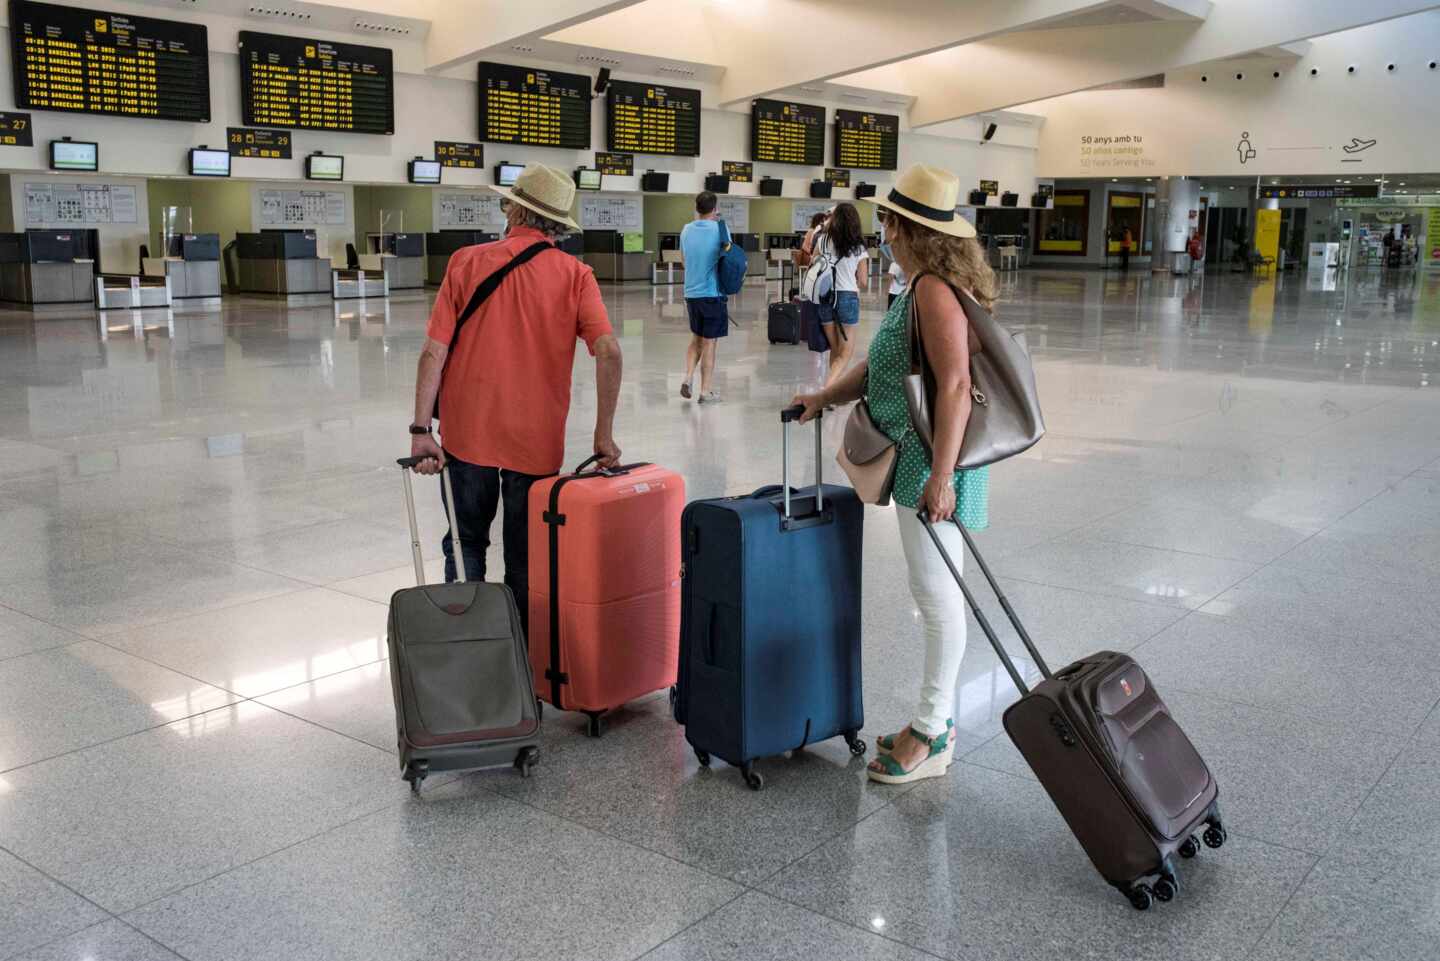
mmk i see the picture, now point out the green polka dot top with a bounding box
[865,289,990,528]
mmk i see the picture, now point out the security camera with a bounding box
[1347,65,1356,74]
[1200,75,1208,82]
[1273,71,1281,79]
[1387,63,1396,71]
[1430,61,1437,70]
[1310,67,1319,76]
[1235,72,1244,80]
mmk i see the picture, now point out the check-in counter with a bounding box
[143,232,222,299]
[425,230,499,285]
[0,230,100,305]
[363,232,424,290]
[234,231,331,295]
[582,230,651,282]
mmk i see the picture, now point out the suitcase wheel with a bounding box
[404,760,429,796]
[1152,874,1179,903]
[1203,823,1228,849]
[514,746,540,779]
[1126,884,1154,912]
[694,748,711,767]
[1179,834,1201,859]
[845,732,867,757]
[741,762,764,791]
[584,712,606,739]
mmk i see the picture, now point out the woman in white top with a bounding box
[814,202,869,388]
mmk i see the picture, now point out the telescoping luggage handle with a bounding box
[396,456,466,586]
[780,404,824,520]
[916,511,1052,696]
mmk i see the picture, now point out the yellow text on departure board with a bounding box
[22,35,161,116]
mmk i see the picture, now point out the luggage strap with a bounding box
[542,460,651,709]
[916,512,1053,695]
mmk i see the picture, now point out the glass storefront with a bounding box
[1036,189,1089,255]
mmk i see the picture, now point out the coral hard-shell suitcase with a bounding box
[388,457,541,794]
[528,458,685,736]
[768,302,801,344]
[674,407,867,790]
[918,514,1226,910]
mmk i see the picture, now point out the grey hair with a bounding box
[509,202,571,240]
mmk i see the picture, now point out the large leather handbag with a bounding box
[836,394,899,505]
[906,276,1044,469]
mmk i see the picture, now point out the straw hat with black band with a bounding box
[490,163,581,232]
[873,163,976,239]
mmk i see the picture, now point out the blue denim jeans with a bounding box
[440,453,544,634]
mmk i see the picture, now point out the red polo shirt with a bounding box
[427,226,612,475]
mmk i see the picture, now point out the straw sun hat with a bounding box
[873,163,976,239]
[490,163,581,231]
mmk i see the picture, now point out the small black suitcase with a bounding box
[389,457,541,794]
[918,514,1225,911]
[767,301,801,344]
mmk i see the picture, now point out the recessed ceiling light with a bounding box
[1400,182,1407,185]
[1111,178,1118,182]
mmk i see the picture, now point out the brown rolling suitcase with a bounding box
[919,514,1226,911]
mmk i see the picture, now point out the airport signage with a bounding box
[1259,184,1380,200]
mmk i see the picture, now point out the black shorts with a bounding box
[686,296,729,339]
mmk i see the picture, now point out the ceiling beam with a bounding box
[423,0,644,73]
[712,0,1120,107]
[889,0,1440,127]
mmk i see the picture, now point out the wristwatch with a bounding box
[408,424,432,435]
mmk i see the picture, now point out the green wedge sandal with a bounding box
[867,724,954,785]
[875,719,954,757]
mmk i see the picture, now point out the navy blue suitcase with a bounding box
[674,407,867,790]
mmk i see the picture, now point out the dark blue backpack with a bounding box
[716,219,748,296]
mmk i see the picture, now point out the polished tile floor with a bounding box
[1,264,1438,960]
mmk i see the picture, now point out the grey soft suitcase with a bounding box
[389,457,541,794]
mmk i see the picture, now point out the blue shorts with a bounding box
[816,290,860,327]
[687,297,729,339]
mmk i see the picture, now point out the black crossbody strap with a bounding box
[447,241,555,353]
[433,241,554,422]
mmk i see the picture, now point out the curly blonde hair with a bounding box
[887,212,999,311]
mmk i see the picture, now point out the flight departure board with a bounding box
[239,31,393,135]
[607,80,701,157]
[477,62,590,149]
[10,0,210,122]
[834,109,898,170]
[752,99,825,166]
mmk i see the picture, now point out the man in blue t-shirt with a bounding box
[679,191,728,404]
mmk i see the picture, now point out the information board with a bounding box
[239,31,394,135]
[721,160,753,183]
[437,192,503,229]
[717,197,749,232]
[595,152,633,176]
[825,168,850,187]
[436,140,483,169]
[477,62,590,149]
[834,109,898,170]
[23,181,137,224]
[791,201,831,232]
[607,80,701,157]
[228,126,291,159]
[0,112,33,147]
[580,196,643,230]
[257,188,347,227]
[979,179,999,195]
[752,98,825,166]
[10,0,210,122]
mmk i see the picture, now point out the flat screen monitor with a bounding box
[408,159,442,184]
[50,140,97,172]
[189,148,231,178]
[306,154,344,181]
[495,162,525,186]
[575,168,602,191]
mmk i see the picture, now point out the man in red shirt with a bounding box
[409,164,623,629]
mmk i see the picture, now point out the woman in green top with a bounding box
[791,163,996,785]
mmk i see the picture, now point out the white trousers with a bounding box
[895,506,968,739]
